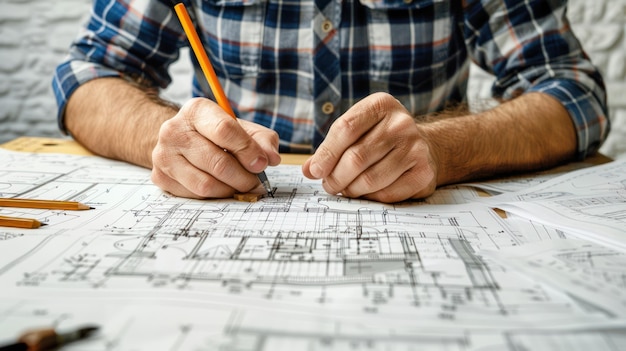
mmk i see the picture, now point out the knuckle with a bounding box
[150,168,166,186]
[190,176,215,197]
[390,114,414,132]
[151,147,164,165]
[180,97,219,131]
[367,184,403,203]
[234,137,256,156]
[318,146,336,161]
[208,151,233,178]
[181,97,205,117]
[394,137,412,154]
[369,92,394,113]
[158,118,192,148]
[213,117,239,145]
[158,119,176,140]
[268,130,280,147]
[343,172,377,199]
[314,146,339,168]
[336,114,360,135]
[151,148,170,170]
[344,147,368,170]
[410,170,437,199]
[390,127,419,153]
[359,171,378,190]
[159,118,174,132]
[386,113,415,135]
[178,99,201,127]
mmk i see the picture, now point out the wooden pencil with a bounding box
[173,3,274,198]
[174,3,234,116]
[0,198,93,211]
[0,215,46,229]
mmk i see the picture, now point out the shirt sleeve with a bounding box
[51,0,186,134]
[462,0,610,159]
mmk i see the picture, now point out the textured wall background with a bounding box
[0,0,624,159]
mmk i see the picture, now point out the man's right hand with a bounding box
[150,98,281,199]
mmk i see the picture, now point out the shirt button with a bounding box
[322,102,335,115]
[321,20,333,33]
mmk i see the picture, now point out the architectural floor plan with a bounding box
[0,149,624,350]
[482,159,626,251]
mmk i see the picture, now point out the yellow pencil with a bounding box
[0,198,93,211]
[173,3,274,198]
[0,215,46,229]
[174,3,234,116]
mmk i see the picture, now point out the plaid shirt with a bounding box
[53,0,609,155]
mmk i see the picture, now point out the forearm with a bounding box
[422,92,577,186]
[65,78,179,168]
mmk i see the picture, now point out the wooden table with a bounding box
[0,136,311,165]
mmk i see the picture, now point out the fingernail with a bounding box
[250,156,267,171]
[310,162,323,178]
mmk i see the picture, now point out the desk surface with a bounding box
[1,136,311,165]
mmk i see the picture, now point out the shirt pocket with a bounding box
[357,0,451,90]
[196,0,266,78]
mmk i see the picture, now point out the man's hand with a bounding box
[151,98,281,198]
[304,91,577,203]
[303,93,439,203]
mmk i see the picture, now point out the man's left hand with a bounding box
[302,92,438,203]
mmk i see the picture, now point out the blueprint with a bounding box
[481,159,626,251]
[0,149,625,350]
[483,239,626,316]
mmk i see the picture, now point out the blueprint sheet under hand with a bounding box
[0,149,624,351]
[479,159,626,252]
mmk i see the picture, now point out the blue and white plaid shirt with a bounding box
[53,0,609,155]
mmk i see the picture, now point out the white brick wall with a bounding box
[1,0,624,159]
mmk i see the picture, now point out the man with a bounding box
[53,0,609,203]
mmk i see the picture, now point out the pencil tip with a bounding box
[79,325,100,336]
[40,223,48,226]
[56,325,100,344]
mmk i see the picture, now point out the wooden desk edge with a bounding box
[0,136,95,156]
[1,136,310,165]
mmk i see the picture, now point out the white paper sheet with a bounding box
[0,149,624,350]
[482,239,626,316]
[480,159,626,251]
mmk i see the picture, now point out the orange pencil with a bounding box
[174,3,234,117]
[0,215,46,229]
[173,3,274,197]
[0,198,93,211]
